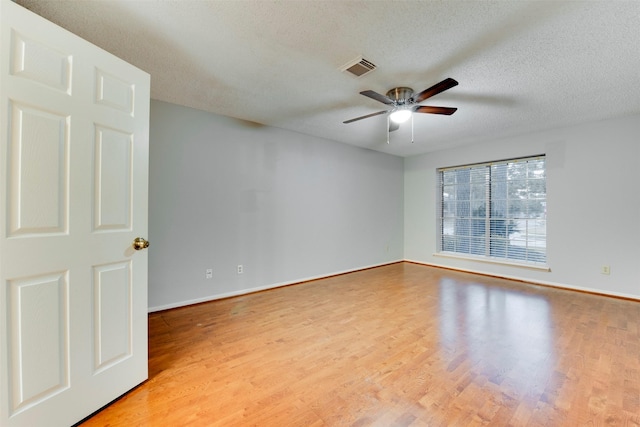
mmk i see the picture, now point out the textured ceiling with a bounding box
[15,0,640,157]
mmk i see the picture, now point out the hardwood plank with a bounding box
[79,262,640,426]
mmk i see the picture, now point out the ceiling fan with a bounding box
[343,77,458,142]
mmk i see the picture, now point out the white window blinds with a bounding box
[438,155,546,265]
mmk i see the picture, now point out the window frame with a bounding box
[436,155,548,269]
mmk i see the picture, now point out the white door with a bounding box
[0,2,150,426]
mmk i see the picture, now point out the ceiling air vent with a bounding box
[341,56,376,77]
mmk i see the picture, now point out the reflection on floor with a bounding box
[81,262,640,426]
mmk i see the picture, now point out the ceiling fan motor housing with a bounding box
[386,87,414,105]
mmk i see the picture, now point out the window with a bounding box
[438,155,546,265]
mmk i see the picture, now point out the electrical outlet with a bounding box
[601,265,610,275]
[237,264,243,274]
[205,268,213,279]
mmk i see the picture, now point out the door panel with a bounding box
[93,261,132,373]
[94,126,133,231]
[8,272,69,414]
[10,30,72,94]
[8,102,69,237]
[1,2,150,426]
[95,69,134,115]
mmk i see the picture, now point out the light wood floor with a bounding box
[81,262,640,426]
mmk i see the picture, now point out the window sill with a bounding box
[433,252,551,272]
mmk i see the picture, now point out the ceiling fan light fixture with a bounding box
[390,108,412,123]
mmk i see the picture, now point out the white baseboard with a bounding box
[149,258,639,313]
[148,259,404,313]
[405,258,640,301]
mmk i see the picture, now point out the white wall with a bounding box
[150,101,639,310]
[405,114,640,299]
[149,100,404,311]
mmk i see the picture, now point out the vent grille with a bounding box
[341,56,376,77]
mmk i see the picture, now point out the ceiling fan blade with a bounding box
[360,90,395,105]
[343,110,388,124]
[414,78,458,103]
[413,105,457,115]
[389,121,400,132]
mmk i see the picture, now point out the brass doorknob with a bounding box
[132,237,150,250]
